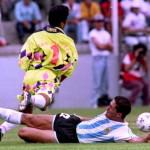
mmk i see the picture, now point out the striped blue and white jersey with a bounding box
[76,113,137,143]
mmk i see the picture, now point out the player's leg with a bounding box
[0,107,57,143]
[31,93,52,111]
[19,81,56,111]
[18,127,58,143]
[20,113,58,143]
[0,107,22,124]
[0,122,17,140]
[0,107,55,130]
[21,113,54,130]
[19,92,53,111]
[0,103,33,139]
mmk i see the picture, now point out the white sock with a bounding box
[0,107,22,124]
[0,122,17,134]
[31,95,46,109]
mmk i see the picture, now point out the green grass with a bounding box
[0,107,150,150]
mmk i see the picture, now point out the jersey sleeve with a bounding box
[114,126,138,142]
[18,35,37,71]
[61,42,78,79]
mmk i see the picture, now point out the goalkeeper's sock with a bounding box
[31,95,46,109]
[0,122,17,134]
[0,107,22,124]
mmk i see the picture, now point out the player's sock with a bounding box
[0,122,17,134]
[0,108,22,124]
[31,95,46,109]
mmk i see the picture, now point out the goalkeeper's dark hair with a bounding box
[48,5,69,27]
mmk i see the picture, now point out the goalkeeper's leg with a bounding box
[19,90,54,111]
[0,87,54,140]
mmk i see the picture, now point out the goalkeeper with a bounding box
[0,5,78,140]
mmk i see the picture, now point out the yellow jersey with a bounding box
[18,27,78,94]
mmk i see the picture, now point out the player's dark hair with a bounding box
[48,5,69,27]
[114,96,131,119]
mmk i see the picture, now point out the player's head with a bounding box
[48,5,69,29]
[106,96,131,120]
[114,96,131,119]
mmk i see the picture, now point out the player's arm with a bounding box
[74,114,92,121]
[79,116,92,121]
[127,134,150,143]
[18,35,35,71]
[60,41,78,83]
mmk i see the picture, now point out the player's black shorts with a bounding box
[53,113,81,143]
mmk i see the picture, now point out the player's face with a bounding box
[106,100,119,119]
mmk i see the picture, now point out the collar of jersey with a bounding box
[45,26,65,34]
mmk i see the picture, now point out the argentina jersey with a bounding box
[76,113,137,143]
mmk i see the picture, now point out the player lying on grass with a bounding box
[0,96,150,143]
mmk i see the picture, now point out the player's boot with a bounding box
[0,128,3,141]
[19,92,31,111]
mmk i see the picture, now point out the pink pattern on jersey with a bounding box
[43,72,49,80]
[25,84,31,92]
[61,63,72,71]
[50,44,59,65]
[48,82,54,88]
[34,52,43,61]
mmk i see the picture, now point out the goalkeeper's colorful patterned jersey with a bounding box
[76,113,137,143]
[18,27,78,94]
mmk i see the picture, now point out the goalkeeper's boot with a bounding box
[19,92,31,111]
[0,128,3,141]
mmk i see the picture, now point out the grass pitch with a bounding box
[0,106,150,150]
